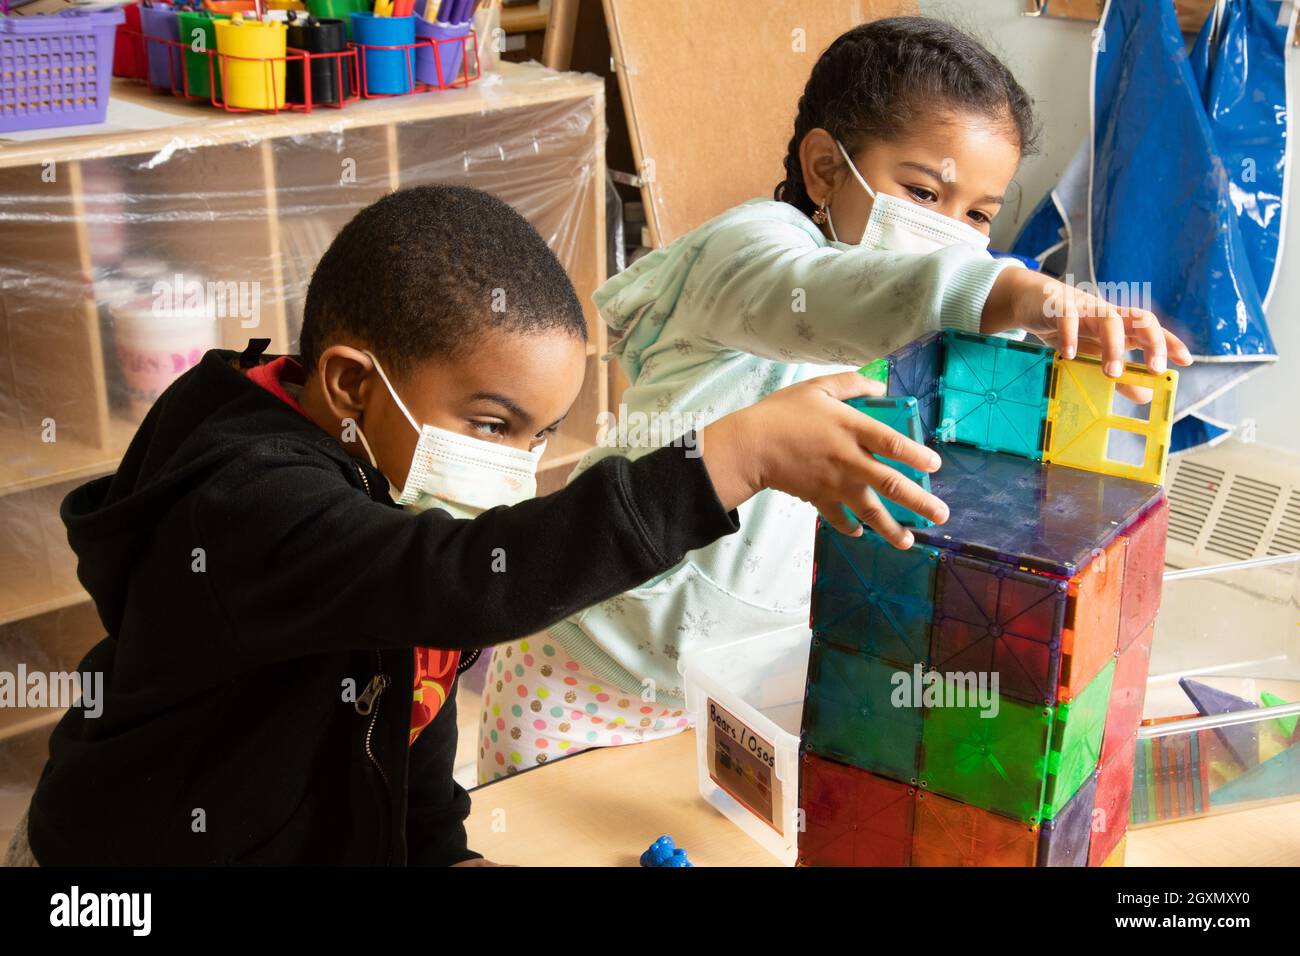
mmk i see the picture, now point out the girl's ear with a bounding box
[316,345,376,424]
[799,128,845,207]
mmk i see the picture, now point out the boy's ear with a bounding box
[315,345,377,422]
[800,128,844,207]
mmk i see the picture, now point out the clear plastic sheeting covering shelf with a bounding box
[0,62,608,846]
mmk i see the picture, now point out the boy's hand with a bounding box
[983,269,1193,401]
[700,371,949,550]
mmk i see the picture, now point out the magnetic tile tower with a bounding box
[799,330,1178,867]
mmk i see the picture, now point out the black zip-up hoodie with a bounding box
[27,345,739,865]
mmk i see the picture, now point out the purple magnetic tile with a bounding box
[1038,770,1097,867]
[932,552,1068,705]
[886,331,944,442]
[1179,678,1260,771]
[913,444,1162,576]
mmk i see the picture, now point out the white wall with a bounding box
[919,0,1300,452]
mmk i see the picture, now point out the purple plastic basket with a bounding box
[0,1,124,132]
[413,18,467,88]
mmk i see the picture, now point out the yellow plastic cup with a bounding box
[214,18,288,110]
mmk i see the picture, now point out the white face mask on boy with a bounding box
[356,351,544,519]
[826,140,991,256]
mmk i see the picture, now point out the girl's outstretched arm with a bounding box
[680,215,1023,365]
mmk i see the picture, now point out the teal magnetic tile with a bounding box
[802,640,923,784]
[811,522,938,667]
[846,395,933,528]
[938,330,1052,459]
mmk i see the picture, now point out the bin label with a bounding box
[706,697,783,835]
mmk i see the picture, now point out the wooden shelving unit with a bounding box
[0,62,608,785]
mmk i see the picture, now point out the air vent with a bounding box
[1167,460,1222,548]
[1270,490,1300,556]
[1206,475,1281,561]
[1164,441,1300,568]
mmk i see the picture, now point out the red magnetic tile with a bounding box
[1100,621,1154,767]
[1118,497,1168,651]
[912,791,1039,866]
[798,754,914,866]
[1089,734,1137,865]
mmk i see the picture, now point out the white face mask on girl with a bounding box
[356,352,544,518]
[826,140,992,256]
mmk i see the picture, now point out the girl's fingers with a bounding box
[1123,308,1167,374]
[1099,307,1128,377]
[1058,286,1079,360]
[1165,327,1194,366]
[1116,383,1154,404]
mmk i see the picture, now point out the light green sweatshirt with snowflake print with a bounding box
[546,198,1023,701]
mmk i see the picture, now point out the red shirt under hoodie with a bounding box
[247,356,457,744]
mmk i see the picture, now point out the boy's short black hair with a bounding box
[300,185,586,375]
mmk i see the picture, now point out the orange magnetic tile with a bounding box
[1058,534,1126,701]
[911,791,1039,867]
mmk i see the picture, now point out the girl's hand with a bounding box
[983,269,1193,401]
[701,371,949,550]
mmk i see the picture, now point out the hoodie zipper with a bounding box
[355,463,372,498]
[357,652,390,789]
[351,465,390,790]
[353,462,395,860]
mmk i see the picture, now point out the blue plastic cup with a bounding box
[351,12,414,95]
[414,19,469,87]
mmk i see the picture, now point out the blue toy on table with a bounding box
[640,835,692,867]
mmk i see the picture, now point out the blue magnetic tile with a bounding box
[886,331,943,442]
[811,522,938,667]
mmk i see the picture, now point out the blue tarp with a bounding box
[1013,0,1291,453]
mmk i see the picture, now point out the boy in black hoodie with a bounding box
[16,186,948,866]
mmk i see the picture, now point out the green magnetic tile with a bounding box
[859,358,890,384]
[810,523,938,667]
[920,690,1054,824]
[802,640,923,784]
[1043,659,1115,819]
[938,331,1052,459]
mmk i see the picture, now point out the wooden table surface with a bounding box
[465,729,1300,867]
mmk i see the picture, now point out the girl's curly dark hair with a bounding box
[774,16,1039,216]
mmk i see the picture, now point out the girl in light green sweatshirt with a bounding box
[476,16,1190,782]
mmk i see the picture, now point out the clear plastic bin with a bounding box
[679,625,810,866]
[1138,553,1300,825]
[679,555,1300,862]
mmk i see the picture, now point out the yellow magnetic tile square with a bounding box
[1101,833,1126,867]
[1044,355,1178,485]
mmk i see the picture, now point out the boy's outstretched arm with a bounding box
[201,373,942,663]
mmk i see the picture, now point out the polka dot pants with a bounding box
[476,634,691,785]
